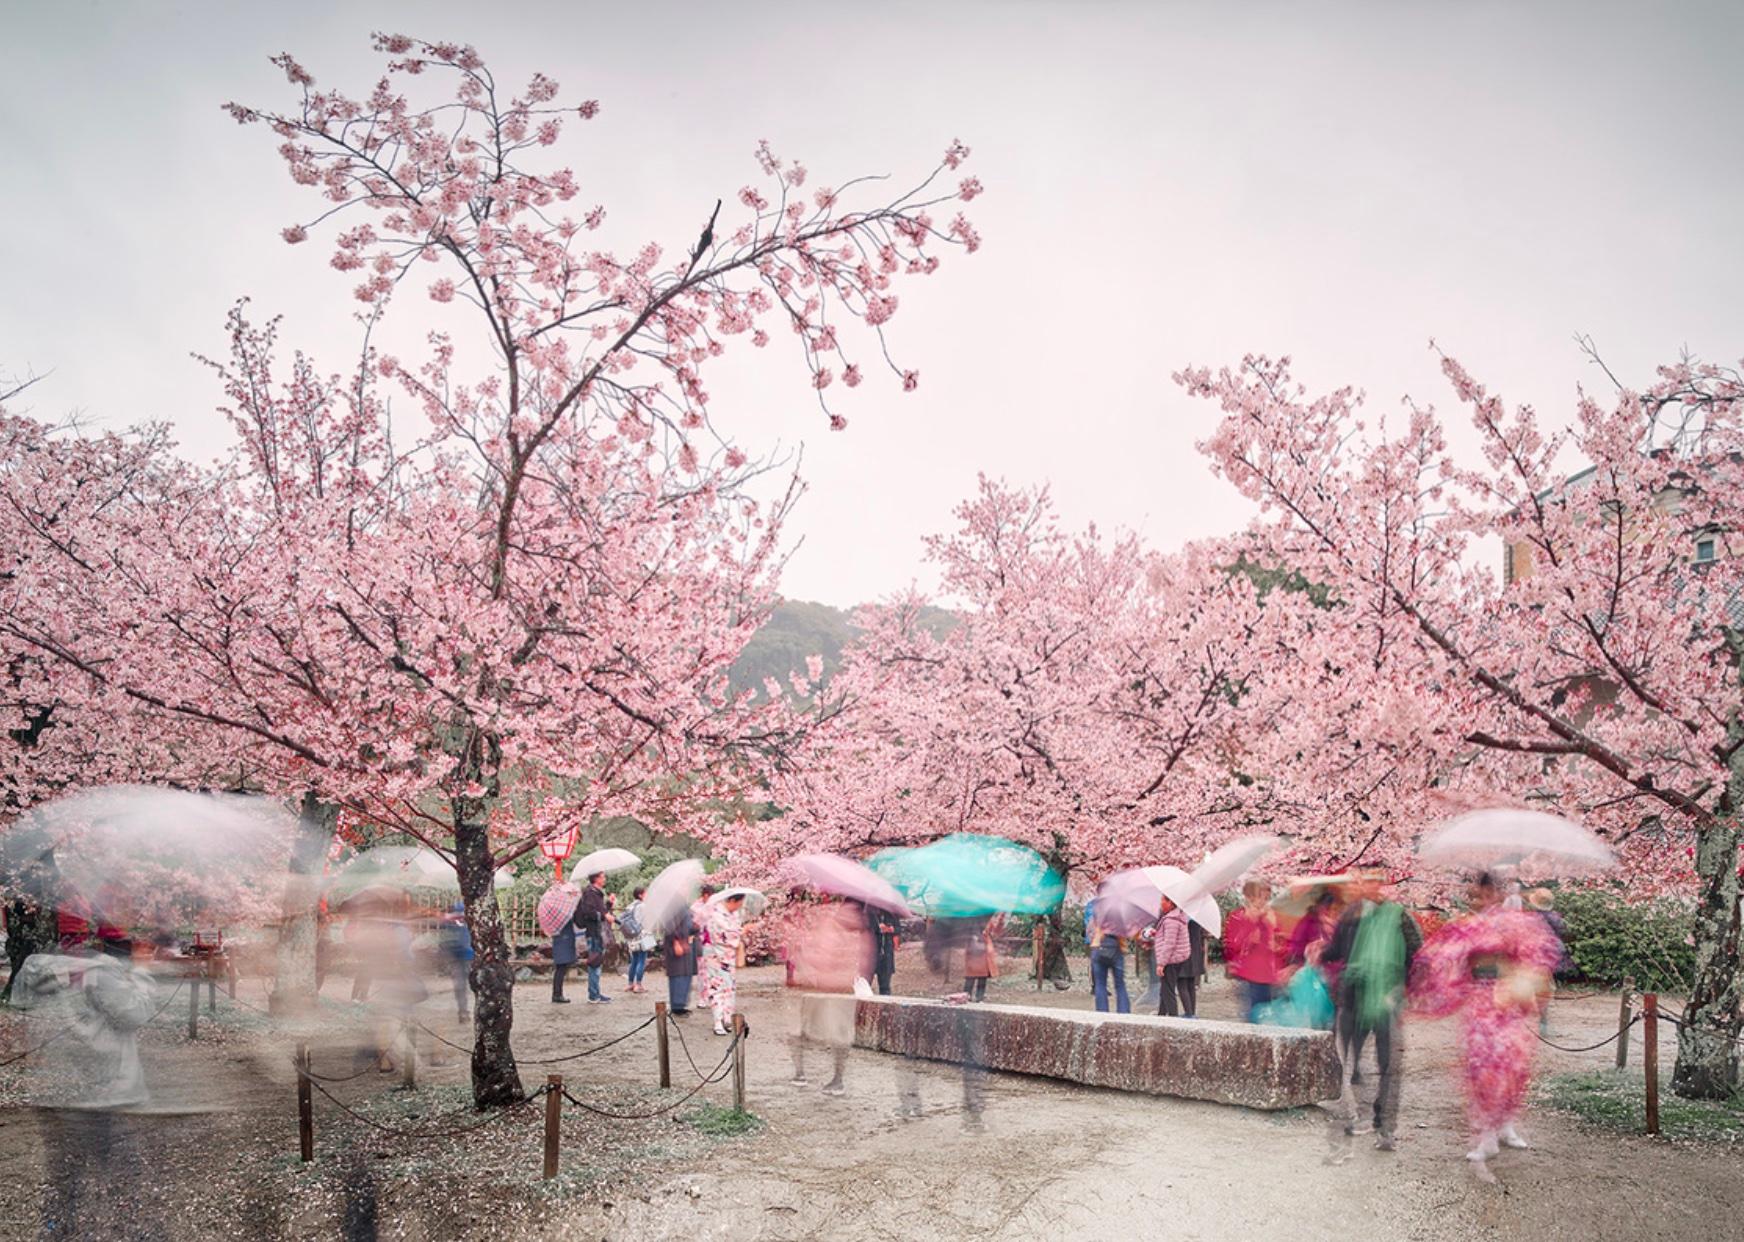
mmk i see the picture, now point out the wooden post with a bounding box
[401,1021,416,1090]
[1033,923,1044,992]
[1643,992,1660,1136]
[1615,977,1633,1070]
[542,1075,562,1179]
[187,973,199,1039]
[296,1042,314,1163]
[206,962,217,1015]
[226,955,237,999]
[732,1013,747,1111]
[655,1001,671,1088]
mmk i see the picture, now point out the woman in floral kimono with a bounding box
[1409,873,1560,1182]
[702,892,748,1035]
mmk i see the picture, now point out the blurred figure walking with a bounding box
[1320,871,1421,1151]
[1222,880,1283,1023]
[1411,873,1560,1183]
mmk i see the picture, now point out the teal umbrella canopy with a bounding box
[867,834,1064,918]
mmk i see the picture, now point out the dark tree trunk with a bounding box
[1674,642,1744,1100]
[270,791,336,1016]
[2,897,59,1004]
[452,787,523,1108]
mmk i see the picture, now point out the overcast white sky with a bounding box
[5,0,1741,606]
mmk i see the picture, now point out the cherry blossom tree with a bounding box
[1182,348,1744,1098]
[2,35,983,1106]
[748,479,1301,888]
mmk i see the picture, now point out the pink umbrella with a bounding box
[791,854,913,917]
[536,882,582,937]
[1094,866,1221,937]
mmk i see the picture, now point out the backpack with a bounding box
[619,903,644,941]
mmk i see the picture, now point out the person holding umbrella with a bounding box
[1410,872,1561,1183]
[869,903,900,996]
[702,891,750,1035]
[550,893,582,1004]
[577,871,613,1004]
[1153,898,1195,1016]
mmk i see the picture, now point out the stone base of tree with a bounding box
[832,994,1339,1110]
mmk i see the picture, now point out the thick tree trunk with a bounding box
[2,897,59,1004]
[269,791,336,1016]
[1672,818,1742,1097]
[452,791,523,1108]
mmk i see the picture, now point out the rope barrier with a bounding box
[1535,1013,1640,1053]
[558,1033,740,1121]
[306,1078,550,1140]
[1,979,192,1068]
[666,1012,713,1082]
[407,1011,659,1064]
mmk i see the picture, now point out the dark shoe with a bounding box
[552,996,571,1004]
[595,995,613,1004]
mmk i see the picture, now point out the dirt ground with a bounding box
[1,953,1740,1241]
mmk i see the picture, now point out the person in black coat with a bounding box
[869,905,900,996]
[663,907,698,1015]
[576,872,612,1003]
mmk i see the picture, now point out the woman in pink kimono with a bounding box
[1409,873,1560,1182]
[702,893,747,1036]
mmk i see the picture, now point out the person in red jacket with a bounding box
[1222,879,1284,1022]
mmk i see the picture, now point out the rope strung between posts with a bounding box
[298,1058,380,1084]
[408,1011,658,1064]
[1647,1006,1744,1047]
[306,1078,550,1140]
[559,1032,741,1120]
[665,1011,712,1082]
[1,978,191,1068]
[1535,1013,1641,1053]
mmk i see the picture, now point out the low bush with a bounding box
[1553,889,1693,991]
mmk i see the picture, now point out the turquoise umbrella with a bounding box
[867,834,1064,918]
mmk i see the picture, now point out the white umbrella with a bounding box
[709,886,768,920]
[568,847,641,880]
[6,785,298,927]
[1191,834,1280,894]
[1095,865,1221,937]
[1419,809,1616,877]
[643,859,706,936]
[326,846,512,898]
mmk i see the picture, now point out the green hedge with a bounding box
[1554,889,1693,991]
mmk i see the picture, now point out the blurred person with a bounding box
[577,870,613,1004]
[1410,872,1560,1183]
[621,886,653,994]
[440,901,472,1023]
[1223,879,1284,1022]
[664,903,698,1016]
[702,892,748,1035]
[1526,888,1572,1035]
[962,914,1000,1001]
[1319,871,1422,1152]
[1153,898,1194,1016]
[1286,888,1345,985]
[869,902,900,996]
[788,897,873,1095]
[1088,906,1131,1014]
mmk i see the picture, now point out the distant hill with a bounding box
[729,598,955,701]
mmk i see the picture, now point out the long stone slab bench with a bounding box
[826,994,1339,1110]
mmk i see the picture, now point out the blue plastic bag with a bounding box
[1255,965,1334,1030]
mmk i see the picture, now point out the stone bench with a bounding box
[829,994,1338,1110]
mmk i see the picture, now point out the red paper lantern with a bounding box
[538,825,580,882]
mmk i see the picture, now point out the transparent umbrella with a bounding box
[1094,866,1221,937]
[3,785,298,929]
[1419,809,1616,878]
[325,846,512,900]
